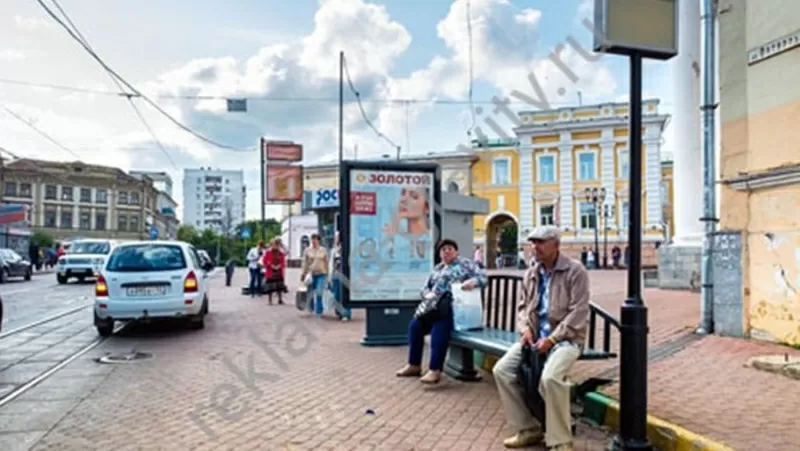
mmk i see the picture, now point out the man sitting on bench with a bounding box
[492,226,590,450]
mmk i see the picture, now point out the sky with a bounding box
[0,0,675,222]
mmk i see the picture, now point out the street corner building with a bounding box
[713,0,800,347]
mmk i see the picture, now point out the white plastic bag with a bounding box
[303,274,312,286]
[451,282,483,332]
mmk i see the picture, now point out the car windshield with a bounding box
[0,249,21,260]
[69,242,111,255]
[106,244,186,272]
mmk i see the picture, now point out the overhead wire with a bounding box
[48,0,178,170]
[35,0,253,152]
[0,104,83,160]
[341,55,401,154]
[0,77,676,107]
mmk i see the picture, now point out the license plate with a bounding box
[126,286,168,297]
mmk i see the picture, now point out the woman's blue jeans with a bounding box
[308,274,327,315]
[408,314,453,371]
[330,278,351,319]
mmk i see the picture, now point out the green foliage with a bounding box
[30,230,55,248]
[175,219,282,266]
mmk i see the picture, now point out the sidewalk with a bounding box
[0,269,615,450]
[563,270,800,450]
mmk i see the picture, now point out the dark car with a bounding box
[0,248,32,283]
[0,294,3,332]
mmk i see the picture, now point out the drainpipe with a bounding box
[699,0,719,334]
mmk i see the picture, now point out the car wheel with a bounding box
[0,269,6,284]
[201,296,209,315]
[24,269,32,281]
[94,314,114,337]
[188,310,205,330]
[57,274,67,284]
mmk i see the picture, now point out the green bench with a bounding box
[444,274,619,384]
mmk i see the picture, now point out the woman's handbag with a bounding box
[414,291,453,324]
[518,344,547,429]
[295,284,308,311]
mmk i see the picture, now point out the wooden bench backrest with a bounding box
[482,275,522,332]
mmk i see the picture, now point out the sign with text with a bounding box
[263,140,303,162]
[265,165,303,202]
[344,167,438,303]
[311,188,339,209]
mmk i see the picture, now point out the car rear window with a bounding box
[69,241,111,254]
[106,244,187,272]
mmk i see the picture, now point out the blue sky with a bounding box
[0,0,673,221]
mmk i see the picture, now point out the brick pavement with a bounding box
[1,269,615,451]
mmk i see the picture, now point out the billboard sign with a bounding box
[265,165,303,202]
[263,140,303,162]
[339,161,442,307]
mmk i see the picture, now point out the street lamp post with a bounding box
[584,187,606,269]
[592,1,679,449]
[602,204,615,269]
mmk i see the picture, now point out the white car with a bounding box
[93,240,214,336]
[57,239,116,284]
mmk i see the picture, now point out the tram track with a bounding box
[0,302,92,340]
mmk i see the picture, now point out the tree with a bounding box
[31,230,54,248]
[176,225,200,244]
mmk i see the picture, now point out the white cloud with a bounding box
[13,15,53,31]
[0,49,25,61]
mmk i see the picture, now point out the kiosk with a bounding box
[339,160,488,346]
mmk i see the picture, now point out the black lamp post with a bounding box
[602,203,615,269]
[584,187,606,269]
[593,1,678,449]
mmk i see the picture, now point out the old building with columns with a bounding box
[3,158,172,240]
[472,100,672,267]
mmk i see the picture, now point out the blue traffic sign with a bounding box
[241,228,252,239]
[149,225,158,240]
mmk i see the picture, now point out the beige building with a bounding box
[716,1,800,345]
[3,158,176,241]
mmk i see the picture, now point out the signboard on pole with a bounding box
[265,165,303,202]
[226,99,248,112]
[339,161,442,307]
[263,140,303,162]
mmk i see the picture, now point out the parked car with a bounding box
[0,248,33,283]
[93,241,214,336]
[57,239,116,284]
[0,294,4,332]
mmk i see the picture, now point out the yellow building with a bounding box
[472,100,672,266]
[717,1,800,345]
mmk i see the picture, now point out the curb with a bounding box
[582,392,735,451]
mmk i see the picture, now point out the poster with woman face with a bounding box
[348,169,435,301]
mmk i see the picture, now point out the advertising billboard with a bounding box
[339,161,442,307]
[263,140,303,162]
[265,165,303,202]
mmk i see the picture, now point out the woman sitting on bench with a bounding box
[395,238,487,384]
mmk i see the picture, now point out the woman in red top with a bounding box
[261,239,286,305]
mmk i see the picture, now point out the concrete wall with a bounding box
[718,0,800,345]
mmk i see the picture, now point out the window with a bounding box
[70,241,111,254]
[578,202,597,229]
[130,192,140,205]
[618,149,630,179]
[4,182,16,197]
[45,209,57,227]
[118,191,128,205]
[45,185,57,200]
[106,244,187,272]
[130,215,140,232]
[660,183,668,204]
[537,155,556,183]
[61,186,74,201]
[79,211,91,230]
[620,201,630,230]
[577,152,597,181]
[117,214,128,231]
[60,209,73,229]
[539,204,555,226]
[80,188,92,203]
[19,183,32,198]
[492,157,511,185]
[96,212,107,230]
[96,189,108,204]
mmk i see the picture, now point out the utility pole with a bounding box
[260,137,266,242]
[338,51,344,165]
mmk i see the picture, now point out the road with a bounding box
[1,270,92,332]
